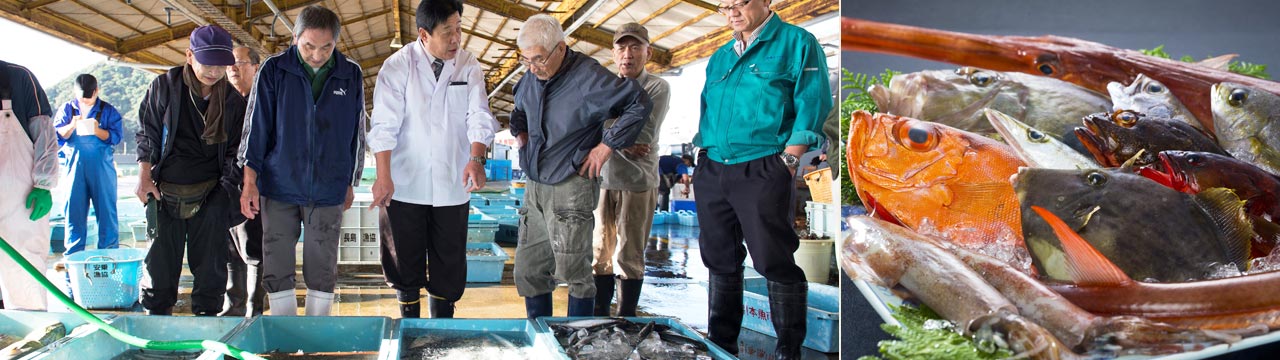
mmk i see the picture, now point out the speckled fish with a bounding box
[984,108,1098,169]
[1211,82,1280,176]
[1015,167,1253,283]
[869,67,1111,155]
[846,110,1027,268]
[1075,110,1226,168]
[1033,206,1280,331]
[1139,150,1280,257]
[1108,74,1202,130]
[842,216,1228,358]
[842,17,1280,133]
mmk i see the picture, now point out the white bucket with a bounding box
[794,239,834,283]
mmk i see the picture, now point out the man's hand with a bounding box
[240,183,260,219]
[784,145,806,177]
[136,178,161,204]
[463,160,486,192]
[25,188,52,221]
[372,176,394,208]
[578,143,613,179]
[344,186,355,211]
[621,143,651,159]
[516,133,529,148]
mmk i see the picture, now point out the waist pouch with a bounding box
[158,179,218,219]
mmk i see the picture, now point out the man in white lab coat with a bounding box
[366,0,496,318]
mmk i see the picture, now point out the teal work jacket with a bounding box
[694,14,832,164]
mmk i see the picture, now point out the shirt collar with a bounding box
[733,12,776,55]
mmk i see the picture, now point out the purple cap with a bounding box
[189,25,236,66]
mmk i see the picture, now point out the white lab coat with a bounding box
[368,40,497,206]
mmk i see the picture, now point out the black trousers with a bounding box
[141,186,230,315]
[221,216,266,316]
[693,154,806,283]
[380,200,469,301]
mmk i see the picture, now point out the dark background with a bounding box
[839,0,1280,358]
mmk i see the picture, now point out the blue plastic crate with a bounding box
[62,248,147,309]
[671,199,696,213]
[391,319,561,359]
[677,211,699,227]
[0,310,102,358]
[467,227,498,243]
[217,316,391,356]
[467,242,509,283]
[496,224,519,244]
[741,282,839,352]
[534,317,736,359]
[468,213,498,227]
[486,159,513,181]
[37,315,243,360]
[652,211,667,225]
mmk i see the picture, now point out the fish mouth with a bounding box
[1075,118,1118,167]
[859,191,904,227]
[1139,152,1196,193]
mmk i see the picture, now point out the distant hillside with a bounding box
[45,62,158,153]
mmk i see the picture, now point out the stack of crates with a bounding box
[474,205,520,244]
[467,213,499,242]
[485,159,513,181]
[338,194,381,265]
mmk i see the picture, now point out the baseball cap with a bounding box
[613,22,649,46]
[189,25,236,66]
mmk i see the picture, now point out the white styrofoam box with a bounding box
[805,201,840,238]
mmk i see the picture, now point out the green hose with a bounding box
[0,235,264,360]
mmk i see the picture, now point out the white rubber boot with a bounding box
[304,289,335,316]
[267,290,297,316]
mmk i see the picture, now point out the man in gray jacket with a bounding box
[592,23,670,317]
[510,14,652,318]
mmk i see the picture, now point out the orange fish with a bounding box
[846,110,1026,253]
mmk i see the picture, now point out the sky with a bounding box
[0,18,106,88]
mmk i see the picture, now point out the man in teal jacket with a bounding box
[693,0,831,358]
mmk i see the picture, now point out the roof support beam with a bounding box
[680,0,718,12]
[0,0,171,66]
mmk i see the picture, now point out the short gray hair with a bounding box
[234,42,261,64]
[517,14,564,52]
[293,5,341,40]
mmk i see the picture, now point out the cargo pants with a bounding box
[514,175,601,298]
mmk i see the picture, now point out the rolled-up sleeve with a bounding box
[465,62,496,145]
[785,34,832,150]
[367,56,408,154]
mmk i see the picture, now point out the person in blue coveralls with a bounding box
[53,74,123,255]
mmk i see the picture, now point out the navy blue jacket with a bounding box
[239,46,366,207]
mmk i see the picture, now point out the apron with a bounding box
[62,102,118,254]
[0,98,51,310]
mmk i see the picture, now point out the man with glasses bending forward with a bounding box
[239,5,366,316]
[695,0,831,358]
[510,14,651,318]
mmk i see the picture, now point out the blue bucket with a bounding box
[61,248,147,309]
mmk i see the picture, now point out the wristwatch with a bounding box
[470,156,487,165]
[779,153,799,169]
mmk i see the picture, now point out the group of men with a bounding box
[0,0,828,357]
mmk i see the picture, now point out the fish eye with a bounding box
[1145,83,1164,93]
[1229,89,1249,106]
[969,72,994,87]
[1187,154,1203,166]
[1085,171,1108,187]
[1026,129,1049,143]
[1038,64,1056,76]
[894,121,939,152]
[1111,110,1140,127]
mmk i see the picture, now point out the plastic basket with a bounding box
[62,248,147,309]
[803,168,834,204]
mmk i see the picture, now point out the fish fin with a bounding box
[1197,54,1239,71]
[1192,188,1255,271]
[1029,206,1133,286]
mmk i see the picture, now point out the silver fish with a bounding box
[869,67,1111,154]
[1211,82,1280,176]
[984,108,1098,169]
[1107,74,1202,130]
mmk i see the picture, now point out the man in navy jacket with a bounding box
[238,5,366,316]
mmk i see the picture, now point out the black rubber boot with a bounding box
[617,278,644,317]
[398,290,421,319]
[768,281,808,360]
[593,275,616,316]
[707,273,744,355]
[567,295,594,317]
[428,296,455,318]
[525,293,553,319]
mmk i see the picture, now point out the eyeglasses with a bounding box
[234,60,257,66]
[518,45,561,68]
[717,0,752,14]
